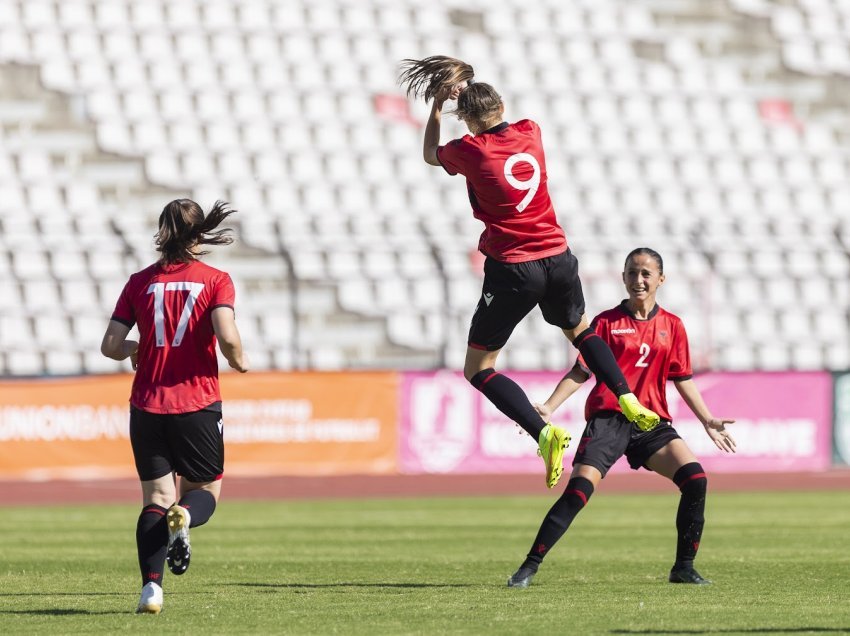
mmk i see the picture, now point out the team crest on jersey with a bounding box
[659,330,668,338]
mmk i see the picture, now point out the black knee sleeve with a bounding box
[673,462,707,495]
[469,368,496,390]
[564,476,595,507]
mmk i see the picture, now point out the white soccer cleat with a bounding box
[136,581,163,614]
[166,505,192,576]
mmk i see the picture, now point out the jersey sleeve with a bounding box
[436,138,468,176]
[210,273,236,311]
[668,319,693,381]
[110,279,136,328]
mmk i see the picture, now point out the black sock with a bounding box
[672,463,707,568]
[524,477,595,568]
[136,504,168,586]
[469,369,546,440]
[178,489,217,528]
[573,329,630,397]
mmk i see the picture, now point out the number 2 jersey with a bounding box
[436,119,567,263]
[111,260,236,414]
[578,302,693,422]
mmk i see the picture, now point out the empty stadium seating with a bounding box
[0,0,847,376]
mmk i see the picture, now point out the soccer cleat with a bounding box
[618,393,660,432]
[136,582,163,614]
[537,424,571,489]
[507,566,537,589]
[669,566,711,585]
[166,504,192,576]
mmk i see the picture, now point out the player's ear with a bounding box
[658,272,666,286]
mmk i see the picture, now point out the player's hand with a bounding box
[704,418,736,453]
[435,81,466,104]
[533,402,554,422]
[229,354,249,373]
[123,340,139,371]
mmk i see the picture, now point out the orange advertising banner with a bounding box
[0,372,399,481]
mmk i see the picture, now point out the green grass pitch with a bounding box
[2,491,849,635]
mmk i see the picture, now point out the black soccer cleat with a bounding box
[507,566,537,589]
[166,505,192,576]
[669,566,711,585]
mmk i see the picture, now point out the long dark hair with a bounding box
[625,247,664,273]
[398,55,474,102]
[155,199,235,264]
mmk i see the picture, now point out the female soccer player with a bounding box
[101,199,249,614]
[398,56,661,489]
[507,247,736,588]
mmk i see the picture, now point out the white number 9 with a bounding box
[504,152,541,213]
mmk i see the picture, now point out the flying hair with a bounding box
[155,199,236,264]
[398,55,475,102]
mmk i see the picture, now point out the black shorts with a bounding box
[468,249,586,351]
[130,404,225,482]
[573,411,681,477]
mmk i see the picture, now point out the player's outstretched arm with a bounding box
[100,320,139,369]
[534,364,589,421]
[673,378,736,453]
[211,307,249,373]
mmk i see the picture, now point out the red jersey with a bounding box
[579,302,692,422]
[436,119,567,263]
[111,260,236,414]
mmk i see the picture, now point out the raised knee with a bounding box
[468,367,496,389]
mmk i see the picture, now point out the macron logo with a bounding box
[611,328,636,335]
[483,293,494,306]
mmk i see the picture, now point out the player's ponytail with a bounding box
[156,199,235,264]
[398,55,474,102]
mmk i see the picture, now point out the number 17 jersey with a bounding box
[436,119,567,263]
[111,260,236,414]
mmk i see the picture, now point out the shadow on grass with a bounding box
[0,609,123,616]
[230,582,473,589]
[612,629,850,634]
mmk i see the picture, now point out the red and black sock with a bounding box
[179,489,217,528]
[572,329,630,397]
[522,476,595,570]
[136,504,168,586]
[673,462,707,568]
[469,368,546,440]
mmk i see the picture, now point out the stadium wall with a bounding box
[0,370,836,481]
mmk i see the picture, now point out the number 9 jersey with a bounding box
[111,261,236,414]
[436,119,567,263]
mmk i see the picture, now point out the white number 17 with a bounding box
[147,282,205,347]
[504,152,541,212]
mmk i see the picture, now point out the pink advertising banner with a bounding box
[399,371,833,475]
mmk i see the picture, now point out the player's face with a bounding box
[622,254,664,303]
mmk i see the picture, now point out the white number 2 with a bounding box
[147,282,205,347]
[504,152,541,212]
[636,342,650,368]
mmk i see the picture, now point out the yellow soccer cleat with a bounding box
[537,423,571,489]
[618,393,660,432]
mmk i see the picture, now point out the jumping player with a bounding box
[101,199,249,614]
[398,57,661,489]
[507,248,736,588]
